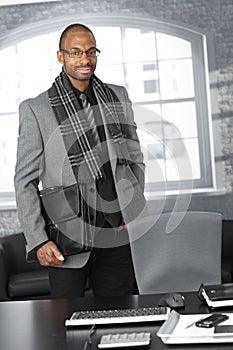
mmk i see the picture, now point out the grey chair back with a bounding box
[128,211,222,293]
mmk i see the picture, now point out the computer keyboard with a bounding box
[65,306,170,326]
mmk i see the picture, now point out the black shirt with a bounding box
[72,83,122,227]
[72,84,106,142]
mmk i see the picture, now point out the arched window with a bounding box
[0,15,217,206]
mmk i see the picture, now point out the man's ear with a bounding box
[57,51,64,65]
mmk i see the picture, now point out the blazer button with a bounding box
[90,188,95,193]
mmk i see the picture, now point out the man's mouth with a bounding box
[76,67,92,74]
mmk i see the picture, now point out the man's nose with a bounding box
[79,52,91,63]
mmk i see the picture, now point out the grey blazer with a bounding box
[14,82,146,267]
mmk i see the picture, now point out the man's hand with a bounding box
[36,241,65,266]
[117,221,126,232]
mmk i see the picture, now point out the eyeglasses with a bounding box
[60,48,101,58]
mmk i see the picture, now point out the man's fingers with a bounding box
[117,221,126,232]
[37,241,64,266]
[51,245,65,261]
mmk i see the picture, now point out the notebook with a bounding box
[199,283,233,308]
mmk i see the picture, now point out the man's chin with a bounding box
[77,73,93,81]
[78,77,91,81]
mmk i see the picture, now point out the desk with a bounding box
[0,292,233,350]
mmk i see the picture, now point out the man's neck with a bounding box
[73,82,93,99]
[72,80,90,92]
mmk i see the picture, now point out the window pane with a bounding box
[144,79,158,93]
[159,58,194,99]
[165,155,186,181]
[48,31,62,79]
[165,138,186,160]
[134,104,162,137]
[162,101,197,138]
[17,34,52,100]
[137,117,166,186]
[134,103,163,171]
[157,33,192,60]
[126,62,160,102]
[184,138,200,179]
[138,103,161,115]
[143,143,166,185]
[0,113,18,192]
[123,28,157,63]
[165,138,200,180]
[96,64,125,85]
[0,46,18,112]
[137,112,163,143]
[94,27,123,65]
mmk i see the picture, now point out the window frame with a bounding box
[0,14,222,208]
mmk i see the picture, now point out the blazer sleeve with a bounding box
[116,86,145,191]
[14,100,48,261]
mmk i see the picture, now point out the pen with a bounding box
[186,318,204,329]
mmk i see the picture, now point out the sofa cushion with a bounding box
[8,269,50,298]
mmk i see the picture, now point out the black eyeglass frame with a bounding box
[60,48,101,58]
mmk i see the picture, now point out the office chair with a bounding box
[128,211,222,294]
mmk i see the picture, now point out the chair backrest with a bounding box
[222,220,233,283]
[128,211,222,294]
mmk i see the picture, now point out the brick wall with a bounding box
[0,210,21,236]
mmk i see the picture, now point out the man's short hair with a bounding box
[59,23,95,50]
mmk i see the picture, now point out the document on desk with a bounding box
[157,310,233,344]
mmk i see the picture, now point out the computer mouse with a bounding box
[158,293,185,309]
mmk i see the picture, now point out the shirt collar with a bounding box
[73,82,96,105]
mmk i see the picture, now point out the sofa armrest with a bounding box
[0,245,10,300]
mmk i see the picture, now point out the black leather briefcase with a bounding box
[40,184,93,256]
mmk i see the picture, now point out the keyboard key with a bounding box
[98,332,151,348]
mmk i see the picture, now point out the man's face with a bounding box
[57,31,98,89]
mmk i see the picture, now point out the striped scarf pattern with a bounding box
[48,71,124,183]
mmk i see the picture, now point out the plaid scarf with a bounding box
[48,71,125,184]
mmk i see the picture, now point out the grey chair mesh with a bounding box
[128,211,222,294]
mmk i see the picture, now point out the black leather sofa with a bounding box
[0,233,50,301]
[0,220,232,301]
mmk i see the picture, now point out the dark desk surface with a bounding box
[1,292,233,350]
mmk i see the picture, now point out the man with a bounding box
[14,23,146,298]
